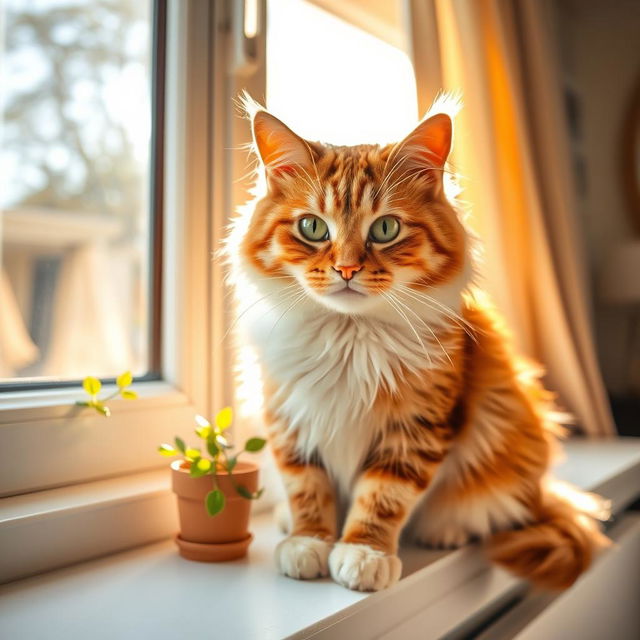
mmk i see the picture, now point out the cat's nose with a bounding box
[333,264,362,281]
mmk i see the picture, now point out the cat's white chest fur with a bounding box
[243,298,431,492]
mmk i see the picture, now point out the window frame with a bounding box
[0,0,265,498]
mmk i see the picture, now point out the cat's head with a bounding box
[237,105,471,318]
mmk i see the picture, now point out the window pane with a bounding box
[266,0,417,144]
[0,0,156,383]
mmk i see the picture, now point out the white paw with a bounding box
[329,542,402,592]
[275,536,331,579]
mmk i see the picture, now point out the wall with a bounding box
[556,0,640,394]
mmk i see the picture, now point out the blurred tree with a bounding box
[2,0,151,233]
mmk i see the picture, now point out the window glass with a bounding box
[0,0,155,383]
[266,0,417,144]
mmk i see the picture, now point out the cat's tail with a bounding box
[486,484,611,590]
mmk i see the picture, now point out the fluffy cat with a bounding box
[224,97,609,592]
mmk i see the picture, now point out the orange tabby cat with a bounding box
[224,98,609,592]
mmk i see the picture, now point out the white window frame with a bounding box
[0,0,266,498]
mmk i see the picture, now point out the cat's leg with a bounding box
[329,422,451,592]
[271,438,338,580]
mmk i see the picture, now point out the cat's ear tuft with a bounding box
[394,113,452,172]
[252,111,313,184]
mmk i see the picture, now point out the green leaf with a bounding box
[185,447,201,460]
[174,437,186,453]
[116,371,133,388]
[158,444,177,457]
[75,401,90,407]
[205,489,225,516]
[207,440,219,457]
[83,376,101,396]
[215,407,233,431]
[93,402,111,417]
[226,456,238,474]
[245,437,266,453]
[234,485,254,500]
[235,485,264,500]
[121,390,138,400]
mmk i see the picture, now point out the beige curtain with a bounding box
[407,0,615,435]
[42,243,133,378]
[0,268,39,377]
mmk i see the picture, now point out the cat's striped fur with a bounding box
[224,98,609,592]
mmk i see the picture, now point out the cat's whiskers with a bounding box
[223,275,296,299]
[266,290,309,341]
[291,165,323,200]
[395,283,480,343]
[380,290,433,369]
[382,169,428,203]
[372,153,413,203]
[223,282,302,342]
[302,140,324,196]
[391,291,454,368]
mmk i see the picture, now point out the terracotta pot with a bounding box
[171,459,259,562]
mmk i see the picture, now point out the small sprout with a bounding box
[158,408,265,516]
[185,447,201,460]
[215,407,233,431]
[158,444,177,456]
[116,371,133,388]
[195,415,212,439]
[83,377,102,396]
[196,458,212,472]
[76,371,138,417]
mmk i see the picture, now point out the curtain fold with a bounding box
[0,268,39,377]
[408,0,615,435]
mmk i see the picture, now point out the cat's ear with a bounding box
[392,113,452,175]
[252,111,313,187]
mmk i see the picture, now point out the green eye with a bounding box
[299,216,329,242]
[369,216,400,243]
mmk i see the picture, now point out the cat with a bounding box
[223,96,610,592]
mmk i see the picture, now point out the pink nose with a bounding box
[334,264,362,281]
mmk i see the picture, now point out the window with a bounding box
[266,0,417,145]
[0,0,159,386]
[0,0,252,498]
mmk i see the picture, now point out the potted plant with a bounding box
[158,407,266,562]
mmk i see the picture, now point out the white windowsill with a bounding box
[1,438,639,640]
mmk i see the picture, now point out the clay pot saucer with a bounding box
[175,532,254,562]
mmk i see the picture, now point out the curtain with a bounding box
[407,0,615,435]
[0,268,39,377]
[42,243,133,378]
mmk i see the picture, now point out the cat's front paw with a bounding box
[329,542,402,592]
[275,535,332,579]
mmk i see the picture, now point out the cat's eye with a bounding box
[299,216,329,242]
[369,216,400,243]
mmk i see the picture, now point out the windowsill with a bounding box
[1,438,639,639]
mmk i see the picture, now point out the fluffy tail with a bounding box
[487,486,611,590]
